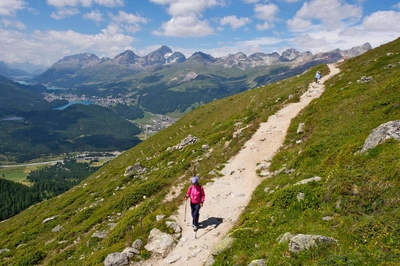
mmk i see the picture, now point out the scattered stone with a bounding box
[277,232,293,243]
[156,214,165,222]
[0,248,10,253]
[131,239,143,249]
[294,176,322,185]
[205,255,215,266]
[170,135,199,150]
[297,123,305,134]
[202,144,210,150]
[166,254,181,264]
[124,163,147,177]
[360,120,400,153]
[297,192,305,201]
[289,234,337,252]
[357,76,373,84]
[322,216,333,221]
[51,225,63,232]
[104,252,129,266]
[166,221,181,233]
[248,259,267,266]
[92,231,108,239]
[122,247,139,258]
[232,193,245,198]
[42,216,57,224]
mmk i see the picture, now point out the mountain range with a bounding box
[29,43,372,116]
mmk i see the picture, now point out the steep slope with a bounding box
[0,38,397,266]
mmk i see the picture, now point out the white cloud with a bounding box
[393,3,400,9]
[362,11,400,32]
[153,15,214,37]
[108,11,149,33]
[256,21,273,30]
[150,0,224,37]
[287,0,362,31]
[220,15,251,29]
[50,7,80,19]
[46,0,124,8]
[83,9,103,22]
[254,3,279,21]
[0,0,27,16]
[1,18,26,29]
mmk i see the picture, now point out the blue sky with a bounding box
[1,0,400,66]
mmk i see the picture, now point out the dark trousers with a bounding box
[190,202,201,226]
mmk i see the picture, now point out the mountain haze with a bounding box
[1,38,398,265]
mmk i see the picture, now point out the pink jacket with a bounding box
[186,185,205,204]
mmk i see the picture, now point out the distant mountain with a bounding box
[7,61,47,75]
[31,43,372,115]
[0,61,30,79]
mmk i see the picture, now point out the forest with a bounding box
[0,158,99,221]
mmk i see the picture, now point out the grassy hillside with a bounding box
[0,37,399,266]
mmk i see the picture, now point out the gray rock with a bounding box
[289,234,337,252]
[360,120,400,153]
[92,230,108,239]
[132,239,143,249]
[166,221,181,233]
[297,192,305,201]
[124,162,147,177]
[248,259,267,266]
[297,123,305,134]
[122,247,139,258]
[144,228,175,258]
[205,255,215,266]
[51,225,63,232]
[294,176,322,185]
[0,248,10,253]
[104,252,129,266]
[276,232,293,243]
[42,216,57,224]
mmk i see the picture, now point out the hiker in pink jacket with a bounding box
[185,176,205,231]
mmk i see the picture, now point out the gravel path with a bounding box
[141,63,340,266]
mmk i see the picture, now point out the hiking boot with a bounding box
[192,225,198,231]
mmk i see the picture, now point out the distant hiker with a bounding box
[185,176,205,231]
[315,71,321,84]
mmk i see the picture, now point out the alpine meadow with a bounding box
[1,37,400,266]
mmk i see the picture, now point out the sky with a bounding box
[1,0,400,67]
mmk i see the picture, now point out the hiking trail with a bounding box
[140,63,340,266]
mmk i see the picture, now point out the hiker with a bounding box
[185,176,205,231]
[315,71,321,84]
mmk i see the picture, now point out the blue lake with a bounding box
[53,100,94,110]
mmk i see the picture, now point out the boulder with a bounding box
[211,236,235,256]
[104,252,129,266]
[144,228,175,258]
[289,234,337,252]
[360,120,400,153]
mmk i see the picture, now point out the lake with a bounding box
[53,100,94,110]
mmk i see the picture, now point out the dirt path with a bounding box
[141,64,340,266]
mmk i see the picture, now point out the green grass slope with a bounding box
[0,37,398,266]
[212,38,400,265]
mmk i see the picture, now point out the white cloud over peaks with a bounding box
[220,15,251,29]
[109,11,149,33]
[362,11,400,32]
[0,0,27,16]
[83,9,103,23]
[287,0,362,31]
[254,3,279,21]
[150,0,224,37]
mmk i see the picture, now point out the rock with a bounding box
[294,176,322,185]
[51,225,63,232]
[124,163,147,177]
[276,232,293,243]
[357,76,373,84]
[166,221,181,233]
[211,236,235,256]
[202,144,210,150]
[42,216,57,224]
[289,234,337,252]
[297,123,305,134]
[104,252,129,266]
[122,247,139,258]
[248,259,267,266]
[171,135,199,150]
[360,120,400,153]
[0,248,10,253]
[205,255,215,266]
[131,239,143,249]
[322,216,333,221]
[166,254,181,263]
[144,228,175,258]
[297,192,305,201]
[92,231,108,239]
[156,214,165,221]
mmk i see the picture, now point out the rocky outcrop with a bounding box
[124,163,147,177]
[360,120,400,153]
[168,134,199,151]
[104,252,129,266]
